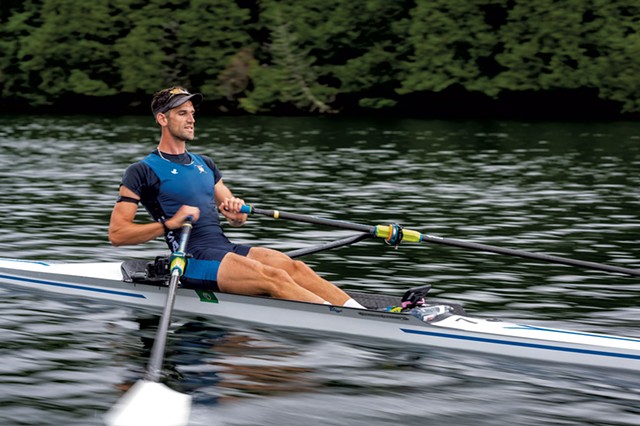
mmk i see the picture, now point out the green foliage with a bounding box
[115,0,253,100]
[578,0,640,112]
[491,0,640,111]
[1,0,640,114]
[3,0,124,104]
[239,0,412,113]
[0,4,38,100]
[399,0,640,112]
[113,2,175,94]
[358,97,398,109]
[493,0,591,91]
[239,0,336,113]
[399,1,499,95]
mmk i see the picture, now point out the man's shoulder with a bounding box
[191,152,218,170]
[124,159,153,175]
[122,155,159,187]
[190,151,212,162]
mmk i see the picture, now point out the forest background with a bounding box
[1,0,639,119]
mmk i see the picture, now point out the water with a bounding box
[0,115,639,425]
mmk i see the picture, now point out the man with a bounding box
[108,86,365,309]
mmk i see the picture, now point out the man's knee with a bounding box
[288,259,310,275]
[259,263,292,284]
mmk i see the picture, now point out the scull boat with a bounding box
[1,256,639,372]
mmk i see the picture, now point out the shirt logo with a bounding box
[196,165,206,174]
[171,169,178,175]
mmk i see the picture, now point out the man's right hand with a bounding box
[166,205,200,230]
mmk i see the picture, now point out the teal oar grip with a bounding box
[240,205,252,214]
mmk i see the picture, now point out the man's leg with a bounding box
[216,252,327,303]
[246,247,353,305]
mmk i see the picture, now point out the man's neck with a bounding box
[157,138,186,155]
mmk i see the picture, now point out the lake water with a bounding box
[0,115,639,425]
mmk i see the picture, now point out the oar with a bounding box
[105,218,194,426]
[239,205,640,277]
[285,232,372,258]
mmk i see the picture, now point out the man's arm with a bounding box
[108,186,164,246]
[215,179,247,227]
[108,186,199,246]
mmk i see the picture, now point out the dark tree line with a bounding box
[1,0,639,117]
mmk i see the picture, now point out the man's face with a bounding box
[164,100,196,142]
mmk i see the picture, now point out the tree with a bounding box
[493,0,591,92]
[240,0,412,113]
[4,0,126,104]
[239,0,336,113]
[0,0,41,101]
[399,0,499,96]
[115,0,254,105]
[577,0,640,112]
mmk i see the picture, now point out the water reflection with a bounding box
[174,323,317,402]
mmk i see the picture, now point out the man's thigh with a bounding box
[246,247,294,269]
[217,252,275,295]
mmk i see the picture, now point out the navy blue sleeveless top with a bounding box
[121,150,231,252]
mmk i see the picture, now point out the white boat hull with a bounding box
[1,258,639,372]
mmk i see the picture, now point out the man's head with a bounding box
[151,86,203,120]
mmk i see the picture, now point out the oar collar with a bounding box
[384,223,404,248]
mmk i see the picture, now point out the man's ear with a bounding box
[156,112,168,126]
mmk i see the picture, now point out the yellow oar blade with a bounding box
[104,380,191,426]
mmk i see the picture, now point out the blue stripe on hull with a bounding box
[506,324,640,344]
[401,328,640,360]
[0,274,147,299]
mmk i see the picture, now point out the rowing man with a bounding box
[108,86,365,309]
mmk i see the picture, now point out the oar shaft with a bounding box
[241,205,640,277]
[420,234,640,277]
[146,271,180,382]
[243,206,374,233]
[285,233,373,259]
[146,219,193,382]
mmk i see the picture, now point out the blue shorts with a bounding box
[181,243,251,290]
